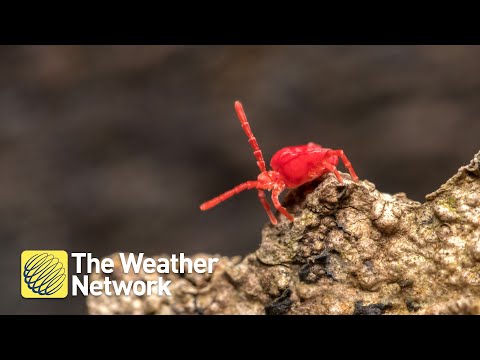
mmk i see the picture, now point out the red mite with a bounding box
[200,101,359,225]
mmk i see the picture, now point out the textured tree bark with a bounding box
[87,151,480,315]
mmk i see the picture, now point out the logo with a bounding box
[21,251,68,298]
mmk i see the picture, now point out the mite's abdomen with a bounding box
[279,157,313,187]
[271,143,333,188]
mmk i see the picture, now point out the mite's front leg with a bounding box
[271,186,294,222]
[258,189,278,225]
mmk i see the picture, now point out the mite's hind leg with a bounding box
[322,162,344,184]
[326,150,359,182]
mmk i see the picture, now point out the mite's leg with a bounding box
[200,181,258,210]
[322,162,344,184]
[271,186,294,222]
[258,189,278,225]
[234,101,267,172]
[326,150,359,182]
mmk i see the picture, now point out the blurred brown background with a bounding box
[2,45,480,314]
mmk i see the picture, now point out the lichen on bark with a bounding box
[87,151,480,315]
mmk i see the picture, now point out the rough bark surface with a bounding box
[87,151,480,315]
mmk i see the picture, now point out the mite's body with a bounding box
[270,143,342,188]
[200,101,359,225]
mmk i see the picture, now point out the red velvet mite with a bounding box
[200,101,359,225]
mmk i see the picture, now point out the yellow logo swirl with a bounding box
[21,251,68,298]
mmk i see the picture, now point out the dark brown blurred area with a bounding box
[2,45,480,314]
